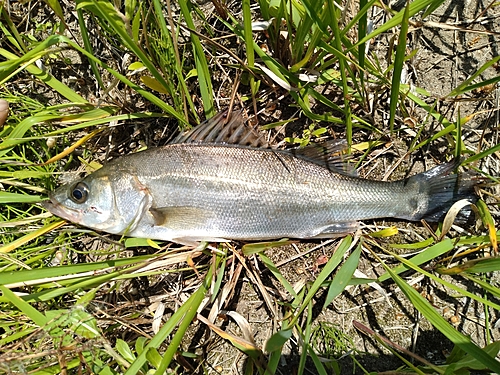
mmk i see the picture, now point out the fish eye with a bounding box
[70,182,89,204]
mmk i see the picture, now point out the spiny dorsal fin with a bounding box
[172,110,268,148]
[291,140,357,176]
[173,111,355,175]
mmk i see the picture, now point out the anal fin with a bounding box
[172,237,231,247]
[309,221,360,238]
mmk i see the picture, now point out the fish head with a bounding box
[43,174,119,231]
[43,171,151,235]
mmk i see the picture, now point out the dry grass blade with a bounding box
[0,219,66,254]
[475,199,498,253]
[439,199,474,241]
[353,320,439,370]
[226,311,258,346]
[197,314,262,358]
[41,128,104,165]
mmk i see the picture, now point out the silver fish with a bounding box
[43,111,476,245]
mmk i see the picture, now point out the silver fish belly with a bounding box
[43,112,476,244]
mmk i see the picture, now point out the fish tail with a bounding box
[404,159,479,222]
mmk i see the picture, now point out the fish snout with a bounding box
[41,194,82,223]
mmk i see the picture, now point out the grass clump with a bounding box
[1,0,500,373]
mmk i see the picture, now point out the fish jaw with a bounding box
[41,193,83,223]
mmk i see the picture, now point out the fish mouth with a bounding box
[41,194,82,223]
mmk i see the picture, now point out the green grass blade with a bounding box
[328,0,352,146]
[0,192,43,203]
[76,8,104,89]
[442,257,500,274]
[340,0,377,39]
[0,326,37,347]
[255,0,270,19]
[0,285,48,326]
[289,237,354,327]
[454,106,463,158]
[422,0,447,17]
[464,142,500,164]
[378,238,454,282]
[389,1,410,133]
[125,261,215,374]
[44,112,164,137]
[81,0,171,93]
[382,263,500,372]
[177,0,214,117]
[357,0,368,90]
[264,328,293,353]
[0,255,154,284]
[0,7,28,53]
[298,303,328,375]
[290,0,324,72]
[8,270,137,303]
[242,0,257,100]
[323,241,361,308]
[30,359,81,374]
[44,0,66,25]
[0,48,87,103]
[354,0,446,48]
[211,249,226,302]
[154,272,213,373]
[451,341,500,371]
[53,34,187,124]
[297,302,314,374]
[463,274,500,299]
[0,106,119,155]
[307,344,329,375]
[123,295,196,374]
[390,252,500,311]
[151,0,196,119]
[266,236,356,373]
[447,56,500,97]
[258,253,297,298]
[0,221,65,256]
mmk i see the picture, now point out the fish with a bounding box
[43,110,477,245]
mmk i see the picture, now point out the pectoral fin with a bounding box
[149,206,213,230]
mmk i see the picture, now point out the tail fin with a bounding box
[406,159,478,222]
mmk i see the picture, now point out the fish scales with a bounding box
[116,144,407,237]
[43,111,478,245]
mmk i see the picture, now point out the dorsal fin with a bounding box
[172,110,268,148]
[291,140,357,176]
[172,111,355,175]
